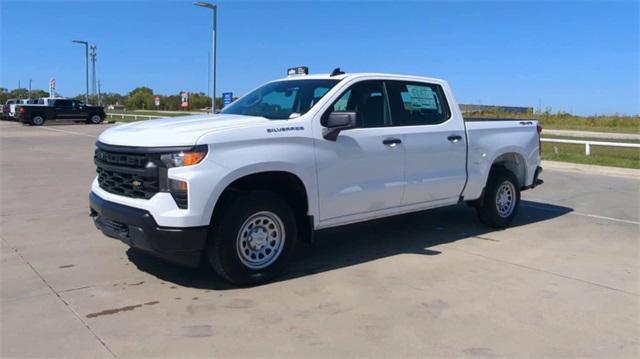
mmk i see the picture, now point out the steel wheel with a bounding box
[236,211,285,270]
[495,181,516,218]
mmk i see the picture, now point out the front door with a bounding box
[71,101,89,120]
[315,80,405,223]
[54,100,74,120]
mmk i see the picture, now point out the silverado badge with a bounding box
[131,180,142,188]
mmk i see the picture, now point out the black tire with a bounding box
[476,168,520,228]
[207,191,298,285]
[87,114,103,124]
[30,114,46,126]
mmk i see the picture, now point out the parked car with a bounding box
[3,99,38,120]
[2,99,18,120]
[14,99,105,125]
[89,69,543,285]
[36,97,66,106]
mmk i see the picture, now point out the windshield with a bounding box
[221,79,340,119]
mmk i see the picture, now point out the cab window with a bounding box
[55,100,72,108]
[385,80,450,126]
[327,80,391,128]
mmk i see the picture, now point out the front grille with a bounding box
[96,167,159,199]
[95,148,159,199]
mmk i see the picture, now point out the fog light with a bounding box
[169,179,188,209]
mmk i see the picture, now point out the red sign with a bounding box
[181,92,189,108]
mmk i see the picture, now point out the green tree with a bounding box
[190,92,212,110]
[126,87,154,110]
[162,95,181,111]
[101,92,127,106]
[128,87,153,96]
[9,88,29,99]
[29,90,49,99]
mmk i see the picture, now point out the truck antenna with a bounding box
[330,68,345,76]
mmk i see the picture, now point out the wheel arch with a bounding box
[208,169,314,242]
[490,151,527,188]
[466,149,528,207]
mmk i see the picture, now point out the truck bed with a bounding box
[461,117,541,201]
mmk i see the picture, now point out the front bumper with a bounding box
[89,192,208,267]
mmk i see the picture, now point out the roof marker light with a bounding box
[287,66,309,76]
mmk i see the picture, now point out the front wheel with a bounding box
[476,168,520,228]
[207,191,298,285]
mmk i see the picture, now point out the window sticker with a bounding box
[406,85,437,109]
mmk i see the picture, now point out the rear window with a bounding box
[386,80,450,126]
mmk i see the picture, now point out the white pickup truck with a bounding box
[90,69,543,285]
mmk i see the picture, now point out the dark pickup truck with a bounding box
[15,99,106,126]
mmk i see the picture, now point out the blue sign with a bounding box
[223,92,233,106]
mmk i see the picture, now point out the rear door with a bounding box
[385,80,467,205]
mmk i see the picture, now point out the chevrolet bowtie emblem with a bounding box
[131,180,142,188]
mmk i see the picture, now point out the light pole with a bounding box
[194,1,217,113]
[90,45,97,101]
[72,40,89,103]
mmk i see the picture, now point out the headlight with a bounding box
[160,145,208,168]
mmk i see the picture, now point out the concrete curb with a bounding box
[542,160,640,179]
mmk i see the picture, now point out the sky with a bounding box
[1,0,638,115]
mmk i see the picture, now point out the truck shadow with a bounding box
[126,200,573,290]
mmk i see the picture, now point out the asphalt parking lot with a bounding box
[1,121,638,358]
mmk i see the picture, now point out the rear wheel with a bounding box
[87,114,103,124]
[30,115,45,126]
[207,191,297,285]
[476,168,520,228]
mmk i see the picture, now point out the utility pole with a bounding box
[90,45,97,102]
[72,40,89,104]
[28,79,32,99]
[98,80,101,106]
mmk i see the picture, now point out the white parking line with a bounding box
[522,203,639,225]
[35,126,98,138]
[570,212,640,225]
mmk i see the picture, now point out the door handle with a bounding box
[447,135,463,143]
[383,138,402,147]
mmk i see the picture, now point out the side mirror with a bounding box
[321,111,356,141]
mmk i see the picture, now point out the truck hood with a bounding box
[98,114,271,147]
